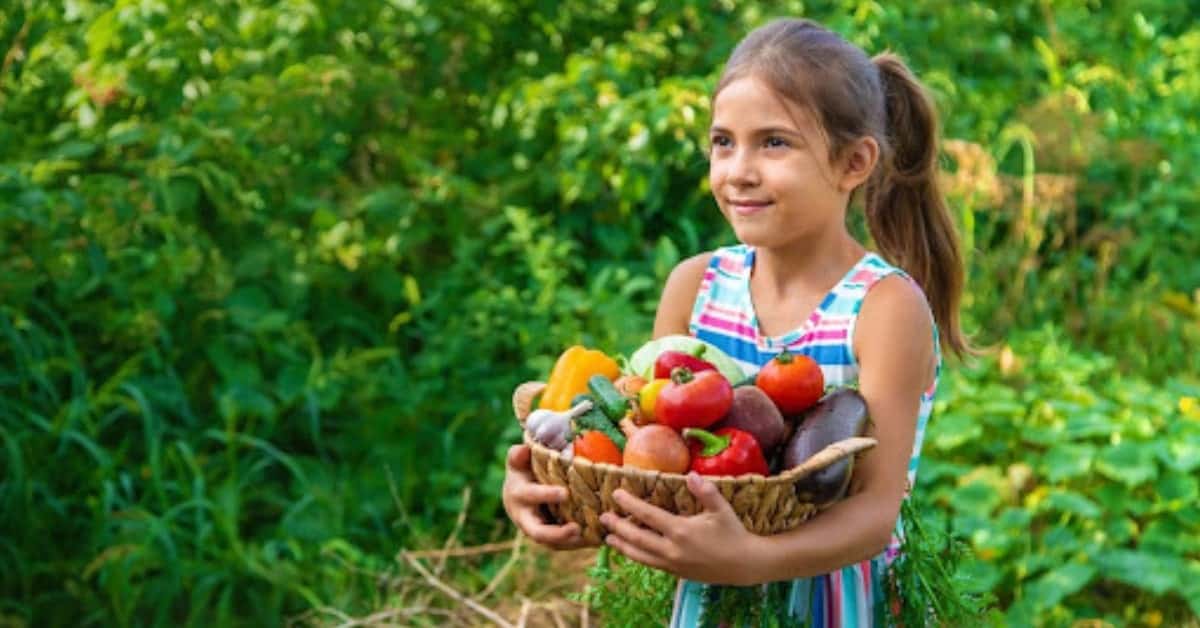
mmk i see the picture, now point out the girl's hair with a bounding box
[715,18,970,358]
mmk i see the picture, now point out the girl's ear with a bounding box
[837,136,879,192]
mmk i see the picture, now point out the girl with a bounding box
[502,17,969,626]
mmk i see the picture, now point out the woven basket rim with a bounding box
[514,380,876,487]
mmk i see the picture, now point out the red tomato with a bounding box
[655,367,734,431]
[573,431,623,466]
[756,350,824,414]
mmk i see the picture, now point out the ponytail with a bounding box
[865,53,971,358]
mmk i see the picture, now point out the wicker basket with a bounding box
[513,381,876,546]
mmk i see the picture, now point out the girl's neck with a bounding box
[749,231,866,302]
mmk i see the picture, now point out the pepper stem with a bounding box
[689,344,707,358]
[670,366,694,385]
[682,428,730,457]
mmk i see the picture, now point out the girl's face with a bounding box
[708,76,851,249]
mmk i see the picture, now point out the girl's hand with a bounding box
[599,472,762,586]
[502,445,587,549]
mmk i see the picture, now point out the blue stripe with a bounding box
[696,328,855,371]
[813,576,826,628]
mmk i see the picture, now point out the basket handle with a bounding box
[780,436,877,480]
[512,381,546,425]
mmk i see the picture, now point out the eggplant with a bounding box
[782,387,870,503]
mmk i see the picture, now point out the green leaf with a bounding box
[1063,412,1119,440]
[1040,443,1095,482]
[51,140,98,159]
[951,479,1004,518]
[956,558,1003,595]
[1040,525,1083,554]
[107,122,149,146]
[1157,437,1200,473]
[1023,562,1096,610]
[929,411,983,450]
[1041,489,1101,519]
[1095,441,1158,487]
[1093,550,1179,594]
[1141,518,1200,555]
[1155,471,1199,512]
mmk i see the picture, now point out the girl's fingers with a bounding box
[610,489,679,536]
[520,514,582,548]
[685,472,734,516]
[506,444,531,470]
[606,533,670,572]
[600,512,674,559]
[512,482,568,505]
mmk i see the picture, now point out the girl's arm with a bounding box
[747,274,934,581]
[652,253,712,338]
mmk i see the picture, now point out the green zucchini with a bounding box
[587,375,630,421]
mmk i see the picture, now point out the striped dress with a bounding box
[669,244,940,628]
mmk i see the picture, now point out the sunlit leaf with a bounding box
[1095,441,1158,487]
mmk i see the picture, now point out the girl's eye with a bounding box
[764,136,790,149]
[710,135,732,149]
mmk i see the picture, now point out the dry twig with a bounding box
[474,534,524,602]
[401,552,516,628]
[401,539,517,560]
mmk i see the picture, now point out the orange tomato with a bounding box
[573,430,623,466]
[756,349,824,415]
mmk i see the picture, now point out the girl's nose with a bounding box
[729,149,760,186]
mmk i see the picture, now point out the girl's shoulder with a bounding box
[652,245,750,337]
[653,251,714,337]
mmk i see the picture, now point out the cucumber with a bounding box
[587,375,630,421]
[570,393,627,451]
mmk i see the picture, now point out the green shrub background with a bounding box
[2,1,1198,625]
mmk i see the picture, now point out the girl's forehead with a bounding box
[711,75,818,133]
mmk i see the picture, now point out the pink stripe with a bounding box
[815,315,852,329]
[804,329,848,341]
[860,559,873,617]
[717,255,743,273]
[706,302,753,321]
[849,269,877,284]
[697,314,757,338]
[701,269,716,282]
[830,573,842,626]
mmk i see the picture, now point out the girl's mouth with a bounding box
[729,200,772,216]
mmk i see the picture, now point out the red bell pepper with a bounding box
[653,345,718,379]
[682,427,769,477]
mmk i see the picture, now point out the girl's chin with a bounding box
[729,224,778,248]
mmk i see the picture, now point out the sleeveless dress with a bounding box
[668,244,941,628]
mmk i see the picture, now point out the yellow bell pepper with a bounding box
[638,378,670,422]
[539,345,620,411]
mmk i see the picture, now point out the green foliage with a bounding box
[572,547,677,625]
[887,498,997,626]
[921,328,1200,625]
[1,0,1198,625]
